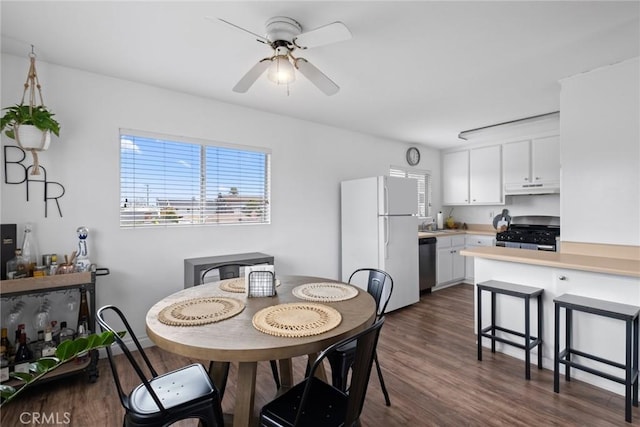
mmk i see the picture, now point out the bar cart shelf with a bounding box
[0,267,106,385]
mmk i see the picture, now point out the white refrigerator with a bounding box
[341,176,419,312]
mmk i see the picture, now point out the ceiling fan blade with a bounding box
[294,21,351,49]
[210,17,269,44]
[233,59,271,93]
[295,58,339,96]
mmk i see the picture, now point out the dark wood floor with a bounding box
[2,284,635,426]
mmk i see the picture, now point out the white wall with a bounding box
[560,57,640,246]
[0,53,440,341]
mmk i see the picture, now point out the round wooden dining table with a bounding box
[145,275,376,427]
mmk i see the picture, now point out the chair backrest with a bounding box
[302,317,385,426]
[199,262,252,285]
[348,268,394,317]
[96,305,166,412]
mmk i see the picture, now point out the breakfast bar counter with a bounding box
[463,245,640,396]
[461,246,640,278]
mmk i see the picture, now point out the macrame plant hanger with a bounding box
[18,45,48,175]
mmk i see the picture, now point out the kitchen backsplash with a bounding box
[443,194,559,226]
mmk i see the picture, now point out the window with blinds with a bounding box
[120,131,271,227]
[390,166,432,218]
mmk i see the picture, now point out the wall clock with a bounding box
[406,147,420,166]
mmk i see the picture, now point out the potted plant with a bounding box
[0,104,61,151]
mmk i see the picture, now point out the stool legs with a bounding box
[477,286,482,361]
[538,293,543,369]
[525,296,531,380]
[554,302,560,393]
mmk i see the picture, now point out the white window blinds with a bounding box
[390,166,432,218]
[120,131,271,227]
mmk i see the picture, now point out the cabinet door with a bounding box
[532,135,560,184]
[436,247,453,284]
[469,145,502,204]
[451,245,466,281]
[503,139,531,185]
[442,151,469,205]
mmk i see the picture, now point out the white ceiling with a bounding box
[1,1,638,149]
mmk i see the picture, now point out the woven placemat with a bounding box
[218,277,281,293]
[158,297,245,326]
[252,302,342,338]
[292,282,359,302]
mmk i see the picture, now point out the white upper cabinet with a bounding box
[443,146,502,205]
[442,150,469,205]
[469,145,502,204]
[503,135,560,194]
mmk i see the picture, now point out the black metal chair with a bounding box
[200,263,282,394]
[260,317,386,427]
[96,305,224,427]
[327,268,393,406]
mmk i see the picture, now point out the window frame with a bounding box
[390,166,433,219]
[119,129,271,228]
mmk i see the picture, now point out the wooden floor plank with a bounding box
[1,283,635,426]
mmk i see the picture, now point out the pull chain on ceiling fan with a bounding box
[214,16,352,95]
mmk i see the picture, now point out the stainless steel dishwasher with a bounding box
[419,237,437,293]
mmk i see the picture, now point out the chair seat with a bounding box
[260,377,348,427]
[128,364,214,414]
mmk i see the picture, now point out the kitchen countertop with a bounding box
[418,229,496,238]
[461,246,640,278]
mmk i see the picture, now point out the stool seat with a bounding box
[554,293,640,423]
[477,280,544,380]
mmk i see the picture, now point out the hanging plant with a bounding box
[0,46,61,175]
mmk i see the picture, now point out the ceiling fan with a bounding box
[216,16,352,95]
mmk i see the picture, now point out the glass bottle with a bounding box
[48,254,58,276]
[0,346,9,382]
[0,328,12,358]
[14,329,33,373]
[75,226,91,272]
[58,321,74,344]
[77,289,90,332]
[76,322,89,363]
[6,249,28,279]
[32,329,44,360]
[41,327,56,357]
[21,223,39,277]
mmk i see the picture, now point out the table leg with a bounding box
[234,361,257,427]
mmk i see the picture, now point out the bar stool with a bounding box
[477,280,543,380]
[554,294,640,423]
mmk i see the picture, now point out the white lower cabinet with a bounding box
[464,234,496,282]
[436,235,466,285]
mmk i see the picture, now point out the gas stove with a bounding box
[496,215,560,251]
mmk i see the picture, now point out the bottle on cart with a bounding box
[0,328,13,359]
[58,322,74,344]
[14,329,33,373]
[41,327,56,357]
[6,248,28,279]
[77,289,90,332]
[0,346,9,382]
[76,322,90,363]
[32,330,45,360]
[21,223,39,277]
[48,255,58,276]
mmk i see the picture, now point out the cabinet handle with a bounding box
[535,177,541,180]
[558,275,567,281]
[524,177,529,181]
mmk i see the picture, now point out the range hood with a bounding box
[505,182,560,195]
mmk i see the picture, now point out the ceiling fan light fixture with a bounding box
[267,55,296,85]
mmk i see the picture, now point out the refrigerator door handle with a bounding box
[384,216,389,259]
[384,181,389,216]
